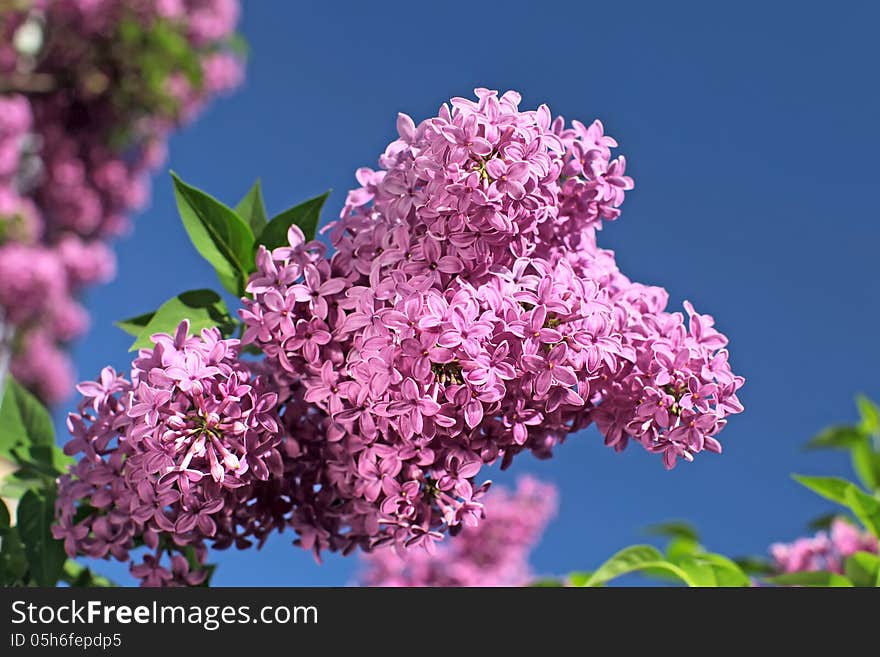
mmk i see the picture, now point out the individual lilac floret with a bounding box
[358,476,557,586]
[53,320,284,586]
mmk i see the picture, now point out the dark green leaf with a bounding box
[734,556,776,576]
[0,525,28,586]
[807,512,842,532]
[172,172,256,295]
[128,290,236,351]
[843,551,880,587]
[258,191,330,248]
[803,425,866,451]
[13,444,73,478]
[17,489,66,586]
[235,179,268,236]
[766,571,853,587]
[114,312,156,338]
[645,520,700,542]
[0,498,9,528]
[792,474,852,505]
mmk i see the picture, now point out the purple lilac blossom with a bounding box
[0,1,243,403]
[240,88,744,556]
[770,519,878,575]
[358,476,557,586]
[53,320,284,586]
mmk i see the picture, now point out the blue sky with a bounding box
[66,0,879,585]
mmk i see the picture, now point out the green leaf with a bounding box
[843,551,880,587]
[235,179,268,236]
[676,553,751,587]
[0,379,63,476]
[172,172,256,295]
[128,290,236,351]
[529,578,565,587]
[0,525,28,586]
[62,561,116,588]
[665,536,702,561]
[258,191,330,248]
[645,520,700,542]
[7,379,53,448]
[842,485,880,537]
[566,572,593,587]
[856,395,880,436]
[585,545,697,587]
[114,312,156,338]
[734,556,777,576]
[803,425,866,451]
[0,499,8,528]
[17,489,66,586]
[0,386,26,461]
[766,571,854,587]
[807,512,842,532]
[851,441,880,491]
[792,474,852,505]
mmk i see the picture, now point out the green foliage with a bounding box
[793,474,880,538]
[565,572,593,587]
[528,578,565,587]
[0,378,111,587]
[0,379,53,456]
[258,191,330,248]
[0,380,71,487]
[644,520,700,542]
[843,551,880,587]
[842,486,880,537]
[851,441,880,491]
[802,396,880,493]
[0,519,28,586]
[61,561,116,588]
[113,16,203,123]
[766,571,853,587]
[806,512,841,531]
[121,289,236,351]
[172,172,256,296]
[17,489,67,586]
[803,426,865,451]
[856,395,879,436]
[733,556,776,576]
[114,311,156,337]
[235,180,269,236]
[792,475,852,505]
[581,545,699,587]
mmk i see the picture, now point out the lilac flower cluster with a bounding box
[358,476,557,586]
[770,519,878,575]
[53,321,284,586]
[0,0,242,402]
[241,89,744,555]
